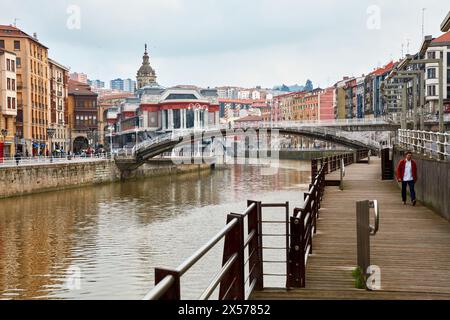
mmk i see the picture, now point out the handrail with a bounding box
[143,200,263,300]
[369,200,380,236]
[142,275,175,300]
[199,253,238,300]
[398,129,449,161]
[176,218,238,275]
[288,151,362,288]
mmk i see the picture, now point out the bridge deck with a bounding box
[251,158,450,300]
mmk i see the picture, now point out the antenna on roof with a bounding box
[421,8,427,40]
[13,18,19,27]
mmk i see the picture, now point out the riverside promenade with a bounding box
[252,157,450,300]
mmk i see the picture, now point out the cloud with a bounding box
[0,0,448,88]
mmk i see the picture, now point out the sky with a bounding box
[1,0,449,89]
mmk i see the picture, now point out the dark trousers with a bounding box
[402,180,416,202]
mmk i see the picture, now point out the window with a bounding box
[0,40,4,48]
[12,79,15,90]
[427,68,436,79]
[6,59,10,71]
[12,98,16,109]
[11,59,15,72]
[7,78,10,90]
[427,51,436,60]
[7,97,11,109]
[427,85,436,96]
[14,40,20,50]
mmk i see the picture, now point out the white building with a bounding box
[0,48,17,157]
[424,31,450,114]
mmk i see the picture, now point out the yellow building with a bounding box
[0,48,17,157]
[0,25,51,156]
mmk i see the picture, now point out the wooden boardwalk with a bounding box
[252,158,450,300]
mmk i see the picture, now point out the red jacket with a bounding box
[396,159,417,182]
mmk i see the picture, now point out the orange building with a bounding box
[0,25,51,156]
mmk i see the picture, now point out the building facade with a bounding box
[67,80,99,153]
[0,25,52,156]
[48,59,69,153]
[0,48,17,157]
[424,31,450,115]
[70,72,88,84]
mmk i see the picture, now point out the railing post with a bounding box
[287,209,305,288]
[247,200,263,291]
[154,268,181,300]
[219,213,245,300]
[356,200,370,275]
[311,159,318,178]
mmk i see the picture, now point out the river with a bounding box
[0,160,311,299]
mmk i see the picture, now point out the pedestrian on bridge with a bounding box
[396,151,417,206]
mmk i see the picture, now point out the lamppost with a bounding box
[46,127,56,162]
[108,125,114,157]
[87,128,94,156]
[1,129,7,159]
[15,129,22,156]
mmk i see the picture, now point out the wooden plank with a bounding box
[252,158,450,300]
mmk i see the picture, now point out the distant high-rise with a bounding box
[70,72,88,84]
[123,78,136,93]
[110,78,124,91]
[88,79,105,89]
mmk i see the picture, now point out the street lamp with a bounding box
[1,129,7,141]
[15,129,22,156]
[46,127,56,162]
[108,125,114,157]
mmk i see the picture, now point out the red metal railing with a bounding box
[287,163,325,288]
[143,200,291,300]
[144,151,365,299]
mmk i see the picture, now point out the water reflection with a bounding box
[0,160,311,299]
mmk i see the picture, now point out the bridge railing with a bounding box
[398,129,449,161]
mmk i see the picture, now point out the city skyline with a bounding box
[0,1,448,89]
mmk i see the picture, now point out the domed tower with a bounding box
[136,44,157,89]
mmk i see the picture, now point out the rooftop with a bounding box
[68,80,98,97]
[431,30,450,44]
[0,25,48,49]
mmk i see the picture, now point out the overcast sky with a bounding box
[1,0,448,89]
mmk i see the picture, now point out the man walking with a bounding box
[396,151,417,206]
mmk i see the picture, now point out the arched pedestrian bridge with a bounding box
[115,120,395,171]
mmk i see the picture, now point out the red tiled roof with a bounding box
[234,115,263,122]
[369,61,395,76]
[98,92,134,102]
[432,30,450,43]
[252,103,269,108]
[0,25,48,49]
[68,80,97,96]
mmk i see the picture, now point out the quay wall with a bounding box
[393,146,450,221]
[0,159,211,199]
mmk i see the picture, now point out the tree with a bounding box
[304,79,314,92]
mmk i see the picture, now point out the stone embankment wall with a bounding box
[0,159,211,199]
